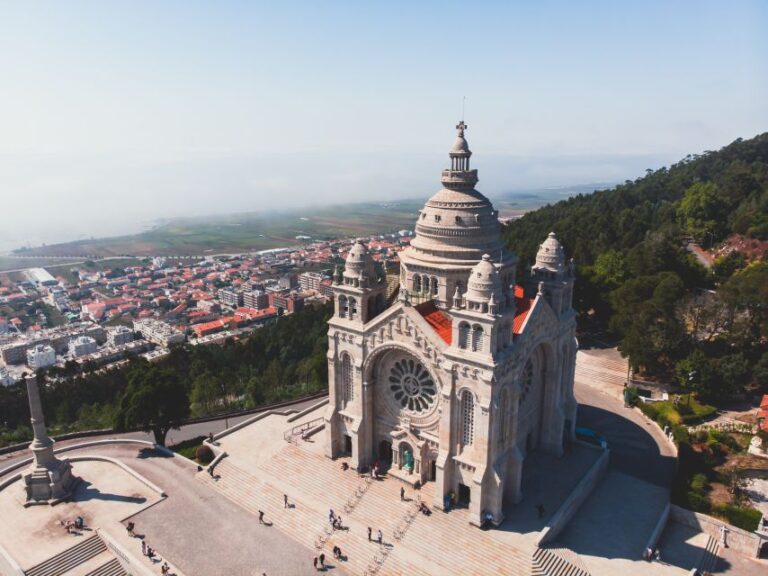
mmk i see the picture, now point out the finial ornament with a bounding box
[456,120,467,137]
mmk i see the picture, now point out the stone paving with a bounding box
[209,403,606,576]
[0,459,159,570]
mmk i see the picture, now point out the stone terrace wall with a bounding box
[669,504,766,558]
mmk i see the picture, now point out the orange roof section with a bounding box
[415,301,452,345]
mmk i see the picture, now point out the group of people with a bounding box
[329,509,344,530]
[60,516,85,534]
[367,526,384,545]
[129,522,172,574]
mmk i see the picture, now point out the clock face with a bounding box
[388,357,437,414]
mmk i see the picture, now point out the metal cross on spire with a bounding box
[456,120,467,137]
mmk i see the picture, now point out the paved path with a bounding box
[73,443,320,576]
[0,396,321,469]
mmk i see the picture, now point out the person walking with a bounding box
[400,486,405,501]
[258,510,265,524]
[284,494,288,508]
[377,529,383,545]
[313,557,317,570]
[141,540,147,556]
[367,526,372,541]
[319,553,325,569]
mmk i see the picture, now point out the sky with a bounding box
[0,0,766,251]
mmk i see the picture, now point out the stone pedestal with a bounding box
[21,374,77,506]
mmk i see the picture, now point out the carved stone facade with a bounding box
[325,122,577,527]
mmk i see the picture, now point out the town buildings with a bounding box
[325,122,577,526]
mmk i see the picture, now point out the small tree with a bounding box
[114,364,190,446]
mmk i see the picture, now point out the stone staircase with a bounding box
[198,454,391,575]
[696,535,719,575]
[25,534,111,576]
[83,558,126,576]
[574,352,628,389]
[532,546,591,576]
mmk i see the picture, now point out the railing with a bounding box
[283,417,324,444]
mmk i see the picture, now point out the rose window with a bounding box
[388,358,437,413]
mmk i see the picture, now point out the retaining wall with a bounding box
[669,504,767,558]
[538,443,610,545]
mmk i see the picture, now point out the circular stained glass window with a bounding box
[388,357,437,413]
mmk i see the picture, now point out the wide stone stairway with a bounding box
[200,442,532,575]
[24,534,126,576]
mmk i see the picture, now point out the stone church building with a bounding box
[324,122,578,526]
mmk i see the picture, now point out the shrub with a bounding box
[195,444,215,464]
[673,425,690,444]
[686,490,711,513]
[713,504,762,532]
[690,473,709,493]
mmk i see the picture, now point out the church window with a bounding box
[455,215,462,224]
[388,357,437,413]
[349,298,358,320]
[520,360,534,404]
[461,390,474,447]
[341,354,353,406]
[458,322,470,349]
[413,274,421,293]
[434,214,441,222]
[338,295,348,318]
[431,277,439,296]
[471,325,484,352]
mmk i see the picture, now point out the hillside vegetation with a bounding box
[503,133,768,398]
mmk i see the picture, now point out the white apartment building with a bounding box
[108,325,134,347]
[133,318,186,347]
[27,344,56,370]
[69,336,98,358]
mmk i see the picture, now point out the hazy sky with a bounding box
[0,1,766,250]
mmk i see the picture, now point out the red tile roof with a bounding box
[415,301,452,345]
[513,285,534,335]
[759,394,768,432]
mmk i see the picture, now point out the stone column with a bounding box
[22,374,77,505]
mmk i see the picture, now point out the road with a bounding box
[0,396,322,470]
[573,347,677,487]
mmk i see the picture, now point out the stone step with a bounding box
[59,551,114,576]
[26,534,106,576]
[532,546,591,576]
[83,558,126,576]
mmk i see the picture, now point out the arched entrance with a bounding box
[379,440,392,465]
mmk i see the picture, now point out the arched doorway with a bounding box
[379,440,392,465]
[400,442,414,473]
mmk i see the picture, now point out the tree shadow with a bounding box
[137,447,172,459]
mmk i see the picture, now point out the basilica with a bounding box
[324,122,578,526]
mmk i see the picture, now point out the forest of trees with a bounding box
[503,132,768,401]
[0,302,331,446]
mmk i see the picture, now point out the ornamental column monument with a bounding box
[21,373,77,505]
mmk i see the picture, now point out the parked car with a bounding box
[575,427,608,449]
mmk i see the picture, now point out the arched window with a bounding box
[499,388,509,444]
[338,295,348,318]
[341,354,353,406]
[458,322,470,349]
[461,390,474,447]
[471,325,484,352]
[520,360,534,404]
[431,277,439,296]
[349,298,358,320]
[413,274,421,293]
